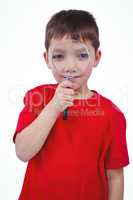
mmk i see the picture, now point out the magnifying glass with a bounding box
[49,40,90,120]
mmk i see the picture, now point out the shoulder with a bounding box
[97,91,126,124]
[23,83,58,112]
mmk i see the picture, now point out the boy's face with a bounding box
[44,35,101,91]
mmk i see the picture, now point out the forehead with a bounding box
[49,35,93,52]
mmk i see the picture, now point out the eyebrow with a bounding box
[53,48,66,53]
[53,47,89,53]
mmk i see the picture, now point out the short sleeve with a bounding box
[105,107,129,169]
[12,84,57,144]
[12,91,39,144]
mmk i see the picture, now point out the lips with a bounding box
[62,75,81,79]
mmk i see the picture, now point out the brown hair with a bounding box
[44,9,100,52]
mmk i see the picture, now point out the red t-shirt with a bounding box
[13,83,129,200]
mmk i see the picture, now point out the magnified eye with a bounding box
[78,53,89,59]
[52,54,64,60]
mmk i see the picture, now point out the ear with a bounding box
[43,52,51,69]
[93,49,102,68]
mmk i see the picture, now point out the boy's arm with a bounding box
[15,81,74,162]
[107,168,124,200]
[15,100,60,162]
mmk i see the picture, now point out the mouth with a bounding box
[62,75,81,79]
[74,76,81,78]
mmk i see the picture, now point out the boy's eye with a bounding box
[52,54,64,60]
[78,53,89,59]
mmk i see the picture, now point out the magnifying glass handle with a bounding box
[63,85,70,120]
[63,108,68,120]
[63,75,73,120]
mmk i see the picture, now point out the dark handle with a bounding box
[63,108,68,120]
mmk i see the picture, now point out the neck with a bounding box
[74,85,93,99]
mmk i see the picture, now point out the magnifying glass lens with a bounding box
[49,41,90,120]
[51,41,90,76]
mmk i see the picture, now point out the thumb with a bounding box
[60,80,73,88]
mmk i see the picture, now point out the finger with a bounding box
[63,94,74,101]
[63,88,75,95]
[57,87,75,95]
[65,101,74,107]
[60,80,73,88]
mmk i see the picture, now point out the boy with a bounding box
[13,10,129,200]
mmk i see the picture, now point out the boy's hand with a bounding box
[51,80,75,113]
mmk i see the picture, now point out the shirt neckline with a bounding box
[73,90,98,101]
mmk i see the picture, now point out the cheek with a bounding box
[81,64,93,77]
[51,68,62,82]
[50,63,62,73]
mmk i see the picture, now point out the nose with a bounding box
[63,57,77,74]
[63,68,77,78]
[64,69,76,73]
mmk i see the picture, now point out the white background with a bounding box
[1,0,133,199]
